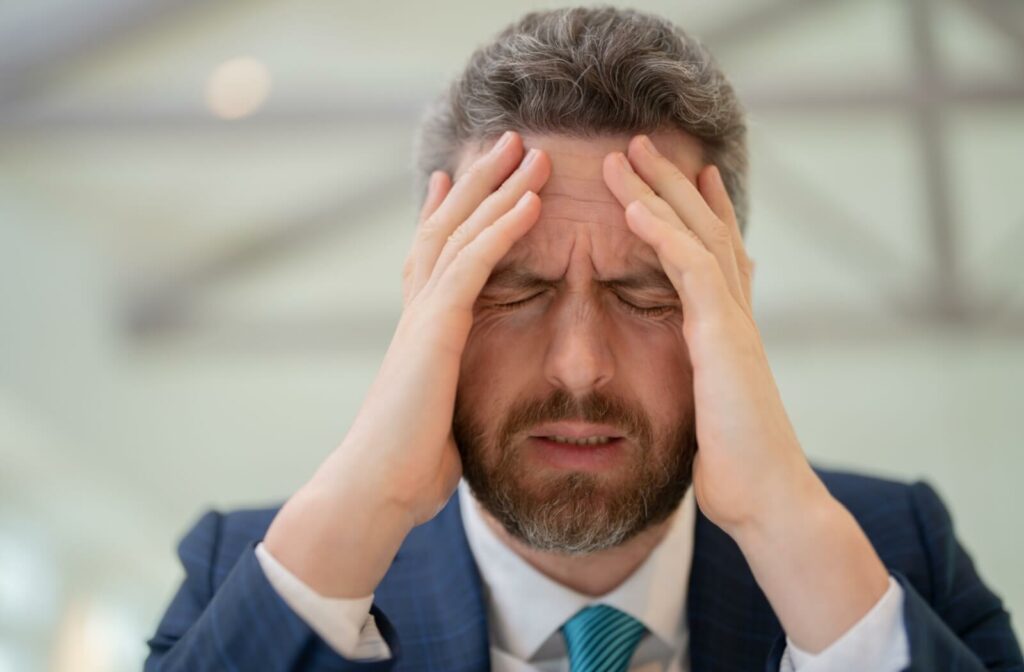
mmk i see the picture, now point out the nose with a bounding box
[542,297,615,397]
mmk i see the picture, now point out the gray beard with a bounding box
[453,387,696,555]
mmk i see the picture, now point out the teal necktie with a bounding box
[560,604,648,672]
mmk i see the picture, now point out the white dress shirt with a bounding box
[255,479,909,670]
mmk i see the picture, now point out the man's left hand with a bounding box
[602,134,817,537]
[602,134,890,654]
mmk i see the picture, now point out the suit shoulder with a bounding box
[217,504,282,544]
[176,503,283,589]
[813,463,915,500]
[811,464,945,570]
[812,463,925,521]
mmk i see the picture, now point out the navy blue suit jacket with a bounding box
[145,467,1023,671]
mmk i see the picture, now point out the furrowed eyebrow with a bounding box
[598,267,677,294]
[484,265,676,295]
[483,267,559,292]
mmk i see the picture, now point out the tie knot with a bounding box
[561,604,647,672]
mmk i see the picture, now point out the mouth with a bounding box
[534,435,622,446]
[526,423,628,470]
[527,421,626,442]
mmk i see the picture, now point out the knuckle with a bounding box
[707,219,732,246]
[490,181,516,204]
[464,161,489,183]
[668,169,690,190]
[446,247,475,281]
[420,213,444,236]
[681,226,703,246]
[448,221,471,244]
[693,245,717,269]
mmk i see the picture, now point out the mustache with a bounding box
[496,388,655,448]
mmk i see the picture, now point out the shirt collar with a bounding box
[458,479,696,661]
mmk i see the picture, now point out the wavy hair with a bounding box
[412,5,749,232]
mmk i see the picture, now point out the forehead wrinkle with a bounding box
[541,191,618,207]
[539,216,625,230]
[537,168,620,228]
[624,249,665,277]
[539,172,612,194]
[541,172,607,185]
[537,193,625,232]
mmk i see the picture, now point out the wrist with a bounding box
[724,461,830,547]
[265,474,416,598]
[726,468,890,652]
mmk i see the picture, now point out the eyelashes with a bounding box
[491,294,543,311]
[491,292,675,317]
[617,298,675,317]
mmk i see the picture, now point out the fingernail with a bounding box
[640,135,661,158]
[522,148,538,167]
[627,200,648,216]
[618,153,633,171]
[493,130,514,154]
[709,164,723,189]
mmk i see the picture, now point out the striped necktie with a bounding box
[560,604,648,672]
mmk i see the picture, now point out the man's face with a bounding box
[452,131,703,555]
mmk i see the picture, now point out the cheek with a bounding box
[617,312,690,366]
[459,313,534,395]
[619,327,694,418]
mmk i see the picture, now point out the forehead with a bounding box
[454,130,704,276]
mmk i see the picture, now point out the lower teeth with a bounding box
[548,438,613,446]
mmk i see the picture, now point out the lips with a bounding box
[528,422,622,448]
[528,421,625,441]
[528,435,627,470]
[543,435,617,446]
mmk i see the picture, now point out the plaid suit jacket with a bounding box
[145,467,1023,671]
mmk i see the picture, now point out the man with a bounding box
[145,7,1022,671]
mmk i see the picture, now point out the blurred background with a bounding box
[1,0,1022,669]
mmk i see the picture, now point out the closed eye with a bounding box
[490,292,676,317]
[491,293,545,311]
[615,294,676,317]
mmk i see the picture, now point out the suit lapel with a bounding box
[686,508,782,671]
[374,493,491,671]
[376,495,788,671]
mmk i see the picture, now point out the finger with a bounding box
[433,148,550,277]
[418,170,452,225]
[698,164,753,310]
[602,150,741,311]
[602,151,681,227]
[413,130,524,291]
[406,171,453,305]
[434,191,541,312]
[623,199,733,323]
[623,136,745,309]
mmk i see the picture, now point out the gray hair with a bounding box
[412,5,750,233]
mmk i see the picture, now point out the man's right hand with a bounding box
[264,131,551,598]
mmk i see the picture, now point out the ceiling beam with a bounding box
[699,0,845,51]
[0,0,228,112]
[908,0,962,318]
[1,77,1022,135]
[123,303,1024,352]
[123,171,411,336]
[955,0,1024,74]
[753,149,911,311]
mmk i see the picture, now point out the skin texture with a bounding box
[265,129,890,655]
